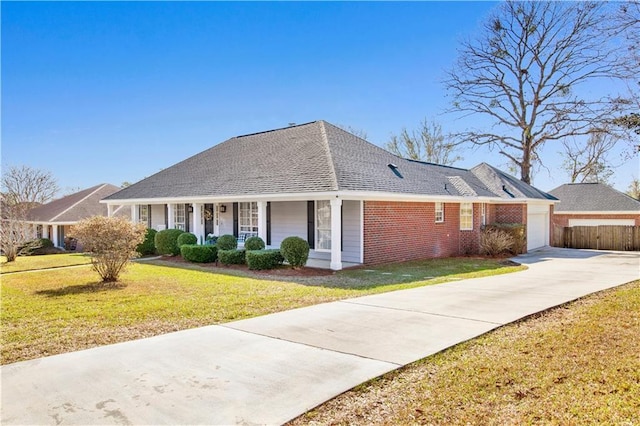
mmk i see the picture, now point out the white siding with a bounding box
[218,207,234,236]
[569,218,635,226]
[150,204,166,231]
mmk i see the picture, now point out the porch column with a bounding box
[192,203,204,243]
[131,204,139,223]
[330,198,342,271]
[107,204,115,217]
[167,204,175,229]
[51,225,59,248]
[257,201,267,242]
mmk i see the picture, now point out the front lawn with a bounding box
[0,257,523,365]
[290,280,640,425]
[0,253,92,274]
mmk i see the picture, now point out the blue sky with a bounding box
[2,1,637,195]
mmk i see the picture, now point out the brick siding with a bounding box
[494,204,527,224]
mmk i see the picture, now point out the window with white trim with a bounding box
[174,204,186,231]
[239,202,258,237]
[139,205,149,226]
[316,200,331,251]
[435,202,444,223]
[481,203,486,226]
[460,203,473,230]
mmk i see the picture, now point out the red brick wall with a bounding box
[552,213,640,227]
[495,204,527,224]
[363,201,486,265]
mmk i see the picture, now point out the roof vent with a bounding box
[387,163,403,178]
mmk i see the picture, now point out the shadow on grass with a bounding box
[36,282,126,297]
[143,257,524,290]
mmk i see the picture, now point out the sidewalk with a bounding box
[2,247,639,425]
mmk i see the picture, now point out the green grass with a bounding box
[0,253,92,274]
[0,257,523,365]
[290,280,640,425]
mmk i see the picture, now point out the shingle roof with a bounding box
[549,183,640,212]
[28,184,126,223]
[470,163,557,201]
[104,121,553,202]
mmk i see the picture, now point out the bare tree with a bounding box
[385,119,462,166]
[445,1,632,184]
[627,178,640,200]
[336,124,369,140]
[562,131,616,184]
[1,165,59,262]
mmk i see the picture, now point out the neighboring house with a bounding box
[27,184,127,249]
[102,121,556,270]
[549,183,640,227]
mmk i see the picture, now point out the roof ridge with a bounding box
[318,121,340,191]
[49,183,109,222]
[235,121,318,139]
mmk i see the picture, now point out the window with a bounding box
[435,202,444,223]
[460,203,473,230]
[481,203,486,226]
[316,200,331,251]
[139,205,149,226]
[174,204,186,230]
[239,202,258,237]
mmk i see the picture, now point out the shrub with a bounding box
[218,249,246,265]
[485,223,527,254]
[71,216,146,283]
[177,232,197,247]
[18,238,54,256]
[244,236,266,251]
[479,227,515,257]
[280,236,310,269]
[216,234,238,251]
[180,244,217,263]
[136,228,157,256]
[246,249,284,270]
[154,229,185,256]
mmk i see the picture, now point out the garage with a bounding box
[527,204,550,251]
[568,218,635,227]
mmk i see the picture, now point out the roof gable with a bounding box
[549,183,640,212]
[28,184,122,223]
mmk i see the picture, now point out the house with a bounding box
[102,121,556,270]
[27,183,127,249]
[549,183,640,227]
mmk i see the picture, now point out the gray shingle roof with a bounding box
[104,121,553,202]
[471,163,557,201]
[28,184,126,222]
[549,183,640,212]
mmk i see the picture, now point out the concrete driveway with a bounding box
[2,247,639,425]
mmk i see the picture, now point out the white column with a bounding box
[193,203,204,243]
[131,204,139,223]
[330,198,343,271]
[42,224,49,239]
[167,204,175,229]
[52,225,59,248]
[107,204,115,217]
[257,201,267,242]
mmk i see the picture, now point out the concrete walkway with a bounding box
[2,248,639,425]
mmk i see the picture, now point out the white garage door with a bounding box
[568,218,635,227]
[527,204,549,251]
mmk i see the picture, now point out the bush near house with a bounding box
[244,236,266,251]
[246,249,284,270]
[180,244,217,263]
[176,232,197,247]
[154,229,185,256]
[218,249,246,265]
[280,236,310,269]
[136,228,157,256]
[479,227,515,256]
[485,223,527,254]
[18,238,54,256]
[216,234,238,251]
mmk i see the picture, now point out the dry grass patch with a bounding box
[290,280,640,425]
[1,258,521,365]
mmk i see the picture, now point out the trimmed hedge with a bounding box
[218,249,246,265]
[216,234,238,251]
[177,232,197,247]
[244,236,265,251]
[280,236,310,268]
[18,238,54,256]
[155,229,185,256]
[136,228,157,256]
[180,244,217,263]
[246,249,284,270]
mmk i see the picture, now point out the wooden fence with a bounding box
[553,225,640,251]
